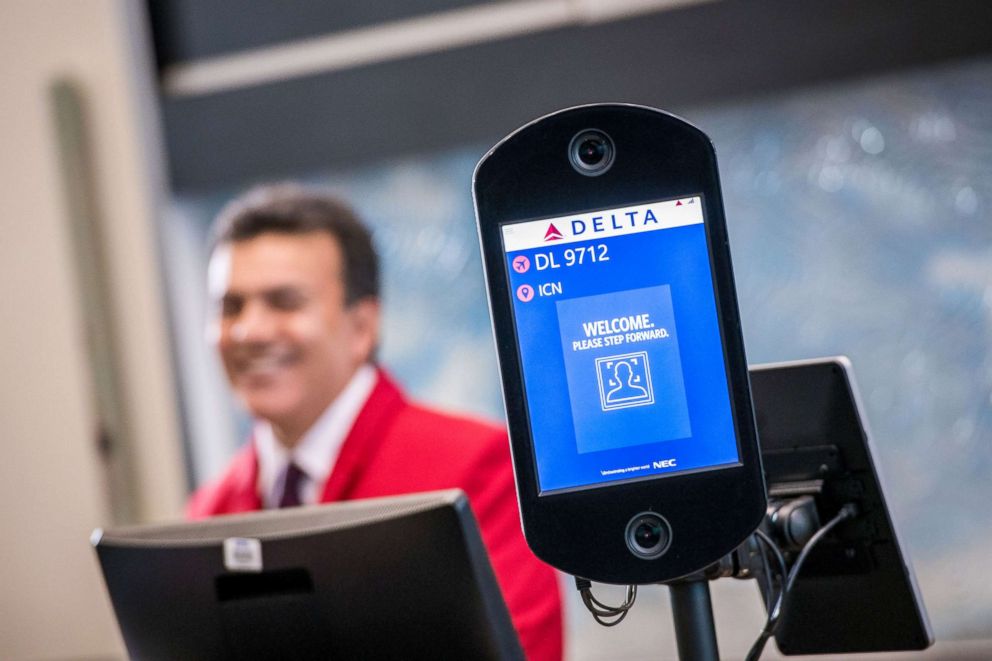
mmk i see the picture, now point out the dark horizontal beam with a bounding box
[147,0,499,66]
[159,0,992,192]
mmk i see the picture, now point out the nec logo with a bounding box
[544,223,564,241]
[653,458,677,469]
[571,208,660,236]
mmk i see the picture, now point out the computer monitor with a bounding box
[92,489,524,660]
[749,356,933,655]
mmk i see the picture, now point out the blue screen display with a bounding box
[502,196,740,493]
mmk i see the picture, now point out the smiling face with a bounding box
[209,231,380,446]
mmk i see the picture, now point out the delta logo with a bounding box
[544,223,564,241]
[570,207,661,236]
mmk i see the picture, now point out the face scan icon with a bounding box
[597,352,655,411]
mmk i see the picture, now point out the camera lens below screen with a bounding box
[625,512,672,559]
[635,521,663,547]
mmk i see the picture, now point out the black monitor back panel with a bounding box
[749,357,933,655]
[94,490,523,661]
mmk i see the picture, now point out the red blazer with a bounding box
[188,371,562,661]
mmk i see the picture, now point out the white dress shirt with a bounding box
[254,364,378,508]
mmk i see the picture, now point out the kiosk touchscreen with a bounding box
[501,197,738,492]
[475,105,766,584]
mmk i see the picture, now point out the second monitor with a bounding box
[93,490,523,661]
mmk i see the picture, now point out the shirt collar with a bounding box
[254,364,378,507]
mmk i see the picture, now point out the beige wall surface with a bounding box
[0,1,185,658]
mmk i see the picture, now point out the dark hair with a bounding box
[211,183,379,305]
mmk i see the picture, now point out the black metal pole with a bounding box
[669,579,720,661]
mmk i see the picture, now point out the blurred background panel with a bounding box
[152,0,992,191]
[3,0,991,658]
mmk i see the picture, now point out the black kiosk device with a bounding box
[474,106,931,659]
[474,104,766,586]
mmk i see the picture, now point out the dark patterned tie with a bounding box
[278,462,306,508]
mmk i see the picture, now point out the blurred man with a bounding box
[187,184,562,660]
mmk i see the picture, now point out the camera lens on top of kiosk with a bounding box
[625,512,671,559]
[577,138,607,165]
[568,130,614,176]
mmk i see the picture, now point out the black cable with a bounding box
[744,503,859,661]
[754,528,787,612]
[757,540,774,612]
[574,577,638,627]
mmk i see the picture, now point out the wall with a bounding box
[0,1,185,657]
